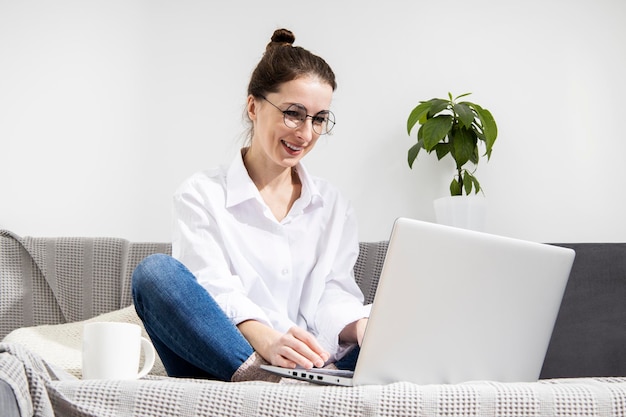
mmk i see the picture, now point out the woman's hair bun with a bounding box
[267,28,295,50]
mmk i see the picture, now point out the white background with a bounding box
[1,0,625,243]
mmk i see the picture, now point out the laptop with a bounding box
[262,217,575,386]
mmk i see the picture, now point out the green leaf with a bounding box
[454,92,472,100]
[450,178,462,196]
[434,143,451,160]
[470,103,498,157]
[407,142,422,168]
[473,176,481,194]
[462,171,481,195]
[470,145,479,165]
[407,101,432,135]
[481,109,498,155]
[472,123,486,142]
[453,102,474,129]
[463,171,473,194]
[422,115,453,151]
[427,99,450,117]
[450,126,477,169]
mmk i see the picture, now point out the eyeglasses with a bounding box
[260,96,335,135]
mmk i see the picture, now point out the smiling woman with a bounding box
[244,76,333,194]
[130,28,371,383]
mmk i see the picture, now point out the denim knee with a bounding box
[131,253,183,307]
[133,253,167,289]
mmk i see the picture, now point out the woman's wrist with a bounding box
[339,318,368,346]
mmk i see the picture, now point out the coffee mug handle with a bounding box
[136,337,156,379]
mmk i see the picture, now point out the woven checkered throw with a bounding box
[2,341,626,417]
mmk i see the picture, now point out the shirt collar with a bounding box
[225,150,259,208]
[292,161,324,213]
[225,149,324,211]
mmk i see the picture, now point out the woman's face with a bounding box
[247,76,333,171]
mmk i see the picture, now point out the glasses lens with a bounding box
[283,104,307,129]
[313,111,335,135]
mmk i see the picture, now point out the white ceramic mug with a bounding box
[82,322,155,380]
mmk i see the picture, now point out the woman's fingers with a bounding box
[288,326,330,361]
[237,320,330,369]
[274,327,329,369]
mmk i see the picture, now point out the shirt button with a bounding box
[281,268,289,275]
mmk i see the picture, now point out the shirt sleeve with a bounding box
[313,205,372,361]
[171,175,275,329]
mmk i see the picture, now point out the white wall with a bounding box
[1,0,625,243]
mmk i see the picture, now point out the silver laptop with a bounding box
[262,217,575,386]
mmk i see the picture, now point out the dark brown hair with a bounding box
[247,28,337,97]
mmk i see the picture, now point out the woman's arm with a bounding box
[338,318,368,346]
[237,320,330,369]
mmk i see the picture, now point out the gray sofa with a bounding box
[1,229,625,417]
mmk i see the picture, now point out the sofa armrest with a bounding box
[0,379,19,417]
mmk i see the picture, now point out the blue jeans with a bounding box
[132,254,254,380]
[131,254,359,380]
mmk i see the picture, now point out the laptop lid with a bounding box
[351,217,575,386]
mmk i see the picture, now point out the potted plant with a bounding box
[406,92,498,230]
[406,92,498,195]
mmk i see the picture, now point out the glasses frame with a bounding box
[260,95,335,135]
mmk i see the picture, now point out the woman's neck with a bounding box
[242,147,302,221]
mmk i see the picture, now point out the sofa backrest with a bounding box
[0,231,171,339]
[541,243,626,379]
[0,230,387,341]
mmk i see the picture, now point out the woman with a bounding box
[132,28,370,382]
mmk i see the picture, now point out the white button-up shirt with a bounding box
[171,151,371,360]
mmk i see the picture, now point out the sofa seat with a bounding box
[2,341,626,417]
[38,377,626,417]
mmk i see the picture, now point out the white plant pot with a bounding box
[433,195,487,232]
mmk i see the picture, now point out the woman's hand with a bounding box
[238,320,330,369]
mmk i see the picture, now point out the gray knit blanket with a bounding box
[2,341,626,417]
